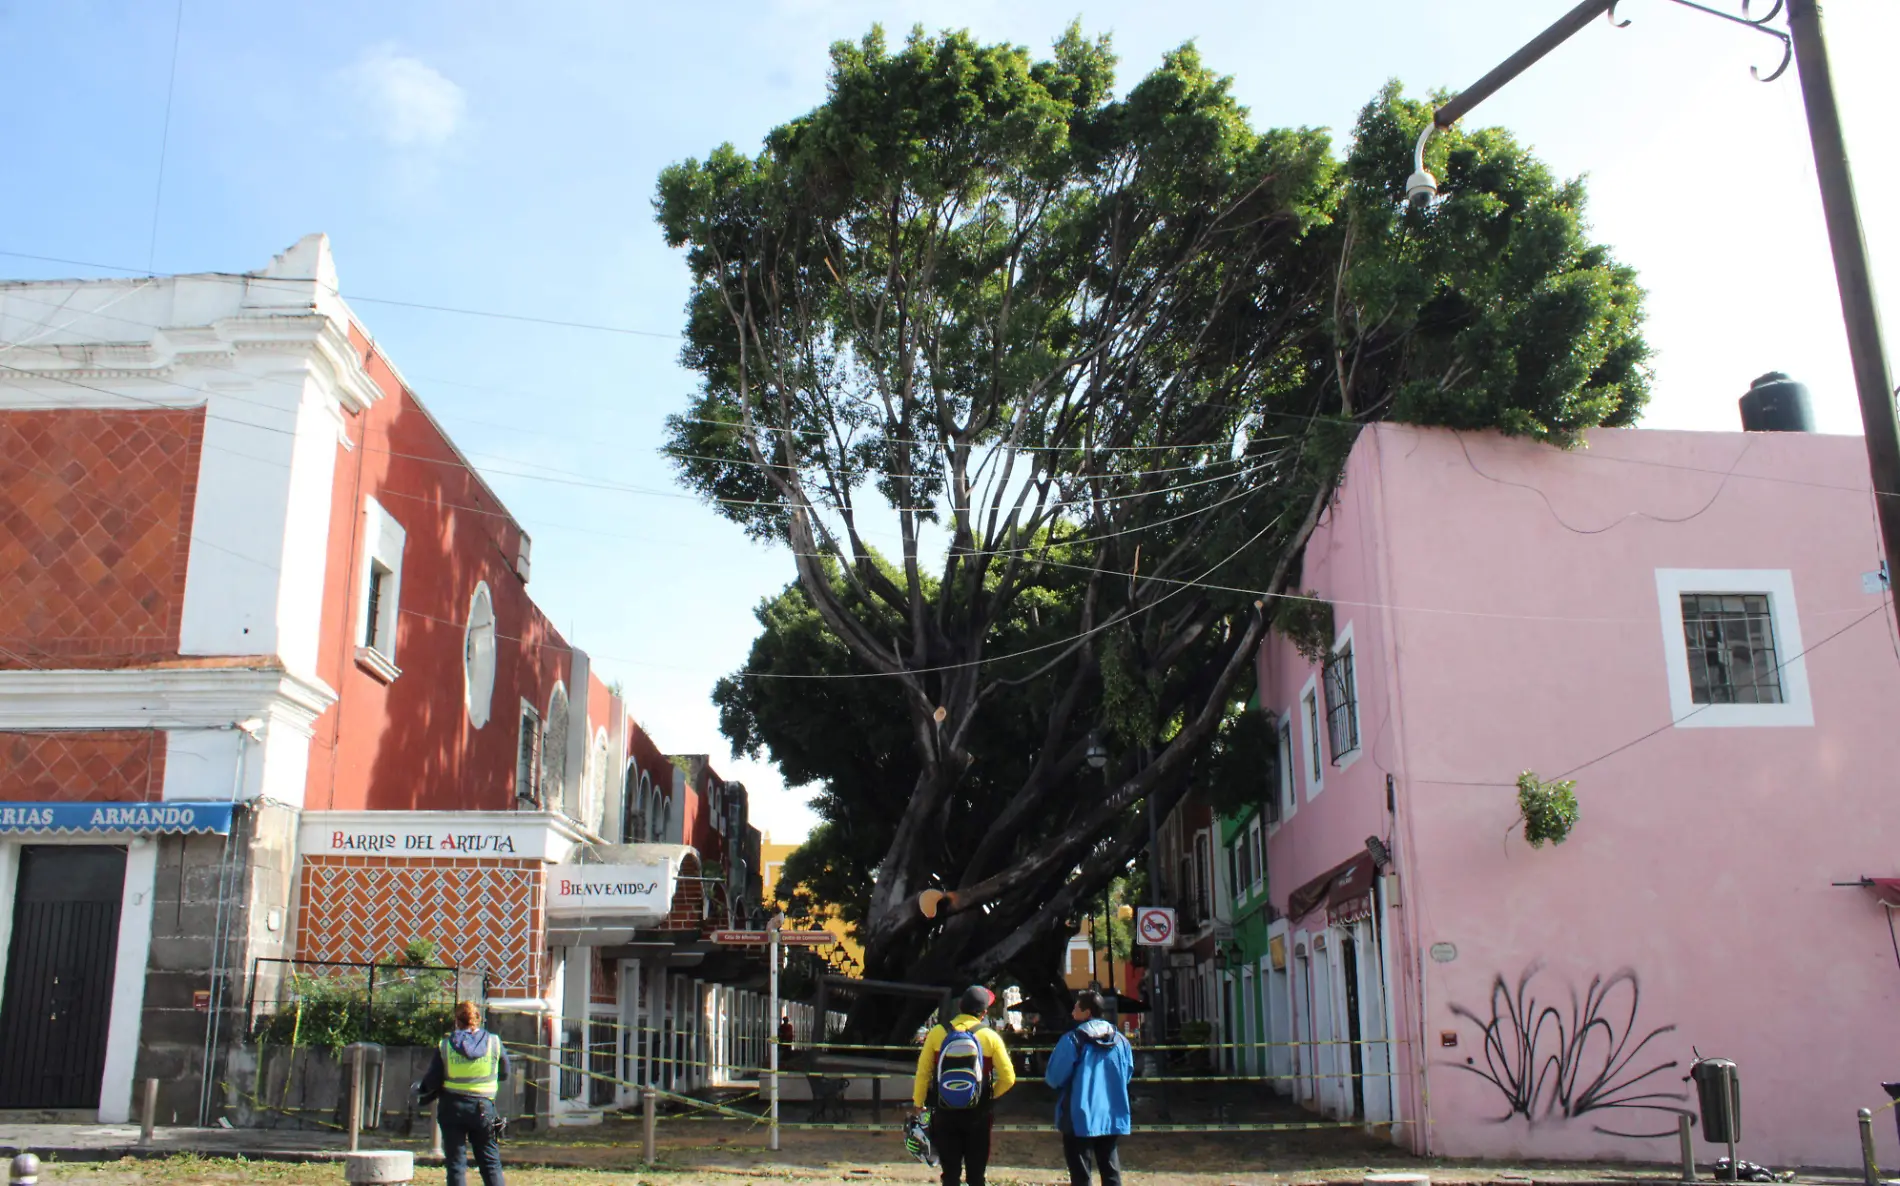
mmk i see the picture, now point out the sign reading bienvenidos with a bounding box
[546,863,672,918]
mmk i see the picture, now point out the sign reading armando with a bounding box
[0,802,237,835]
[546,863,672,920]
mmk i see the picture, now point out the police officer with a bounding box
[417,1001,511,1186]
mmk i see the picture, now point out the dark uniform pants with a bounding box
[439,1094,505,1186]
[1062,1133,1122,1186]
[929,1108,993,1186]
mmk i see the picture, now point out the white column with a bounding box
[0,845,18,1007]
[99,839,158,1123]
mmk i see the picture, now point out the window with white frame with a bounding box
[1301,681,1324,797]
[1277,716,1296,821]
[630,769,653,841]
[1247,816,1264,893]
[516,701,542,804]
[464,582,497,728]
[355,497,406,679]
[1654,569,1813,728]
[1324,634,1360,764]
[624,766,645,841]
[542,684,570,806]
[1235,829,1253,898]
[585,729,609,832]
[1680,594,1783,704]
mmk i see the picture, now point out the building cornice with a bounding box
[0,313,381,415]
[0,665,338,735]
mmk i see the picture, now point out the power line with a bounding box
[147,0,185,273]
[0,248,677,339]
[1417,599,1890,789]
[0,340,1308,541]
[1455,430,1752,536]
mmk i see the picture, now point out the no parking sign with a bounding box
[1134,906,1176,947]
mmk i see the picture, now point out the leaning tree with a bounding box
[657,25,1647,1027]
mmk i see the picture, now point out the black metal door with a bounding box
[1340,934,1366,1120]
[0,846,127,1108]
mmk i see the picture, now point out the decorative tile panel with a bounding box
[0,730,165,800]
[297,856,545,996]
[0,407,204,668]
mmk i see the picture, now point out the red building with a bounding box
[0,236,770,1125]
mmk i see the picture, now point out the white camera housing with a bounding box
[1405,169,1438,209]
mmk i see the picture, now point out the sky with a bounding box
[1,0,1894,843]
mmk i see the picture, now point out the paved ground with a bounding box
[0,1085,1864,1185]
[0,1117,1867,1186]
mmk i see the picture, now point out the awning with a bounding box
[0,801,236,836]
[546,843,694,940]
[1287,850,1378,925]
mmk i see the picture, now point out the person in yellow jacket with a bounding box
[912,986,1016,1186]
[416,1001,511,1186]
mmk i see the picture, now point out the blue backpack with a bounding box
[934,1024,989,1109]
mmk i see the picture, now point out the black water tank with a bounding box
[1739,372,1815,432]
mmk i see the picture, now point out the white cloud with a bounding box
[343,45,466,149]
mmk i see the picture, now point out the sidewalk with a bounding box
[0,1118,1871,1186]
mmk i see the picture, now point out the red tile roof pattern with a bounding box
[0,407,205,668]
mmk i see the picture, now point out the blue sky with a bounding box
[2,1,1894,841]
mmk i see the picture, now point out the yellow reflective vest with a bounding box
[440,1032,502,1099]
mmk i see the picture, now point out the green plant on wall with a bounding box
[1273,593,1335,666]
[1516,771,1579,848]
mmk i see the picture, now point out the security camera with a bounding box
[1405,169,1438,209]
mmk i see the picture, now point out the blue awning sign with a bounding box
[0,802,236,835]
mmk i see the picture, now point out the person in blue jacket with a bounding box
[1043,988,1132,1186]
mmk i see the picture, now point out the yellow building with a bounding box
[760,832,865,971]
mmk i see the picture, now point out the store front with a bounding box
[1284,849,1396,1125]
[0,801,236,1120]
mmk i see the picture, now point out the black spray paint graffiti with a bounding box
[1446,964,1688,1139]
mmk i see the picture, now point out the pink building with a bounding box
[1253,420,1900,1170]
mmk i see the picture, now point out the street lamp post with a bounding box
[1406,0,1900,633]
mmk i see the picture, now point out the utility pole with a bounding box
[1785,0,1900,630]
[1407,0,1900,635]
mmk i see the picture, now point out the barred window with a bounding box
[1278,717,1296,818]
[1681,593,1784,704]
[516,703,541,804]
[1324,643,1360,762]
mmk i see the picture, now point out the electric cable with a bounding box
[147,0,185,272]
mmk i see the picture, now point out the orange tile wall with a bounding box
[0,730,167,800]
[0,407,204,668]
[296,855,546,997]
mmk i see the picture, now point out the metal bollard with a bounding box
[138,1078,159,1146]
[1679,1112,1696,1182]
[348,1045,365,1153]
[642,1087,658,1166]
[9,1153,39,1186]
[1859,1108,1879,1186]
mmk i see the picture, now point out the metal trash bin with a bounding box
[341,1042,388,1130]
[1691,1057,1741,1145]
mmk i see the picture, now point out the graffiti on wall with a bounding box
[1446,963,1687,1139]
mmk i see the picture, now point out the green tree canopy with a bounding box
[658,24,1647,1026]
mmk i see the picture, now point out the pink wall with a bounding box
[1263,422,1900,1169]
[1257,430,1423,1131]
